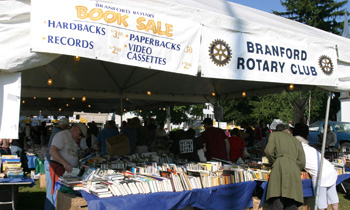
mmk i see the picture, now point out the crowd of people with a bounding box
[0,115,340,210]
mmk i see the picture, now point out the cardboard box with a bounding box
[40,174,46,188]
[242,197,311,210]
[106,133,130,155]
[56,191,88,210]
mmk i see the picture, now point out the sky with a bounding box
[229,0,285,13]
[230,0,349,15]
[229,0,350,24]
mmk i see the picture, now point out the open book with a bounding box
[62,167,80,177]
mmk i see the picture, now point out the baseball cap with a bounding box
[74,123,88,137]
[58,118,69,125]
[201,118,213,125]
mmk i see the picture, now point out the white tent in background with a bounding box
[339,13,350,122]
[1,0,350,134]
[269,119,285,130]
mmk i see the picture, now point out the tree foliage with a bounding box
[134,89,340,127]
[273,0,347,34]
[221,88,340,126]
[221,97,254,125]
[136,108,167,125]
[135,104,205,125]
[249,92,294,124]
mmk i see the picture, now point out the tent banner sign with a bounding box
[200,26,338,86]
[30,0,200,76]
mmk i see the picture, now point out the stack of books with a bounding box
[5,167,23,178]
[132,174,174,193]
[1,155,20,170]
[251,169,270,181]
[332,161,345,175]
[1,155,23,178]
[334,166,345,175]
[60,177,84,190]
[89,182,113,198]
[59,160,272,197]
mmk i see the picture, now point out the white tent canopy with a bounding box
[1,0,350,136]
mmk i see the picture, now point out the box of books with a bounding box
[40,174,46,188]
[106,134,130,155]
[56,191,88,210]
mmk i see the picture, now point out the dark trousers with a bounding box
[270,197,298,210]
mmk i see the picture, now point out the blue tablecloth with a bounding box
[26,154,37,169]
[55,174,350,210]
[0,176,36,187]
[80,181,257,210]
[248,174,350,207]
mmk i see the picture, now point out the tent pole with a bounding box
[314,91,331,210]
[120,95,123,128]
[308,90,311,126]
[166,106,171,131]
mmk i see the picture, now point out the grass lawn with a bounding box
[18,179,45,210]
[14,179,350,210]
[338,191,350,209]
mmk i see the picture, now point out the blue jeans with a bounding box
[10,146,22,158]
[44,160,55,210]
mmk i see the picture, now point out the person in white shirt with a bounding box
[49,124,87,195]
[294,135,339,210]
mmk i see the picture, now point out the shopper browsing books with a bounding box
[49,123,87,194]
[293,116,309,141]
[97,120,119,156]
[264,123,306,210]
[228,128,247,162]
[294,133,339,210]
[177,128,202,162]
[134,117,150,153]
[200,118,230,161]
[120,118,137,154]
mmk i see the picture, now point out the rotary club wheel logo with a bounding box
[209,39,232,67]
[318,55,333,75]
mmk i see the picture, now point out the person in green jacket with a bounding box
[264,123,306,210]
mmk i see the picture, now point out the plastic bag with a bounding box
[242,147,250,159]
[197,149,207,162]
